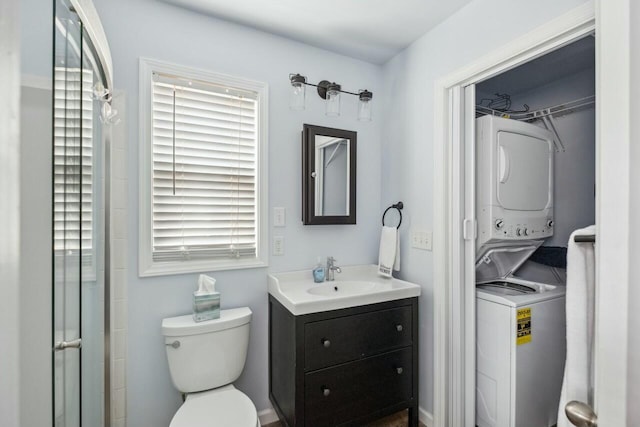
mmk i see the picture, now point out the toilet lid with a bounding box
[170,388,258,427]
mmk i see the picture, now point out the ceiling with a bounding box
[478,35,595,97]
[160,0,474,64]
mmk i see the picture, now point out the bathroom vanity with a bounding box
[268,265,420,427]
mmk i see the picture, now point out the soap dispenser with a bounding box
[312,257,325,283]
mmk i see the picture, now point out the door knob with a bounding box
[565,400,597,427]
[322,338,331,348]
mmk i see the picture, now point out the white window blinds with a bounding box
[151,73,259,262]
[53,67,94,253]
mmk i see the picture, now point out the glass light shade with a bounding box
[290,82,305,110]
[358,90,373,121]
[325,89,341,117]
[358,98,372,121]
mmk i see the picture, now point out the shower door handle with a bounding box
[565,400,597,427]
[54,338,82,351]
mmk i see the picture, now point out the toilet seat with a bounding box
[170,386,259,427]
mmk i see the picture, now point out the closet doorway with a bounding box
[432,2,635,426]
[472,36,595,427]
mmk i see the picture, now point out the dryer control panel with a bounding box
[491,215,553,240]
[477,207,553,247]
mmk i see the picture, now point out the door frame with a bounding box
[431,1,633,425]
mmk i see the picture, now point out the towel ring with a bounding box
[382,201,404,229]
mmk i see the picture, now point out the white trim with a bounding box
[419,407,434,427]
[432,2,595,426]
[257,408,279,426]
[0,0,21,425]
[593,0,630,424]
[138,57,269,277]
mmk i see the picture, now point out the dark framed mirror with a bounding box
[302,124,356,225]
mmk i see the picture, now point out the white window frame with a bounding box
[138,58,269,277]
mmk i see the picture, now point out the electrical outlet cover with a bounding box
[273,236,284,256]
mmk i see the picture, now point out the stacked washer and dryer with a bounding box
[475,116,567,427]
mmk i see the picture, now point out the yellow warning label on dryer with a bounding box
[517,307,532,345]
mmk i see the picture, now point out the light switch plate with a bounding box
[424,230,433,251]
[273,207,286,227]
[273,236,285,256]
[411,230,433,251]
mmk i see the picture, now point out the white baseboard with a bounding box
[258,408,279,425]
[419,406,434,427]
[258,406,434,427]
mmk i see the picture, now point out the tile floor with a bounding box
[264,409,426,427]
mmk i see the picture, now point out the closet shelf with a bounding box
[475,95,595,152]
[475,95,594,121]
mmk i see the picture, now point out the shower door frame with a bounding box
[52,0,112,425]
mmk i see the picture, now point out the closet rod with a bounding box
[476,95,595,121]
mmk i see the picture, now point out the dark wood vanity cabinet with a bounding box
[268,296,419,427]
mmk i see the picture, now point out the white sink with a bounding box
[307,281,377,296]
[268,265,421,315]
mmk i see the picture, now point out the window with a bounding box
[139,59,268,276]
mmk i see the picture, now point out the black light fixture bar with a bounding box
[290,73,373,120]
[289,73,372,100]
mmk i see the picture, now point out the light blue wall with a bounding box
[92,0,384,425]
[380,0,591,414]
[21,0,51,77]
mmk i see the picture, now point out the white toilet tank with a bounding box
[162,307,252,394]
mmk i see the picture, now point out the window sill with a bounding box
[138,257,268,278]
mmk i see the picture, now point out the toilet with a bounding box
[162,307,260,427]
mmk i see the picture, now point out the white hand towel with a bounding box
[378,226,400,277]
[557,225,596,427]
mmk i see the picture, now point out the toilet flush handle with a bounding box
[166,340,180,349]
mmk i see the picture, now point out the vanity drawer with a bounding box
[304,347,413,427]
[304,305,412,371]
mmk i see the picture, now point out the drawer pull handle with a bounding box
[322,386,331,397]
[396,324,403,332]
[322,339,331,348]
[396,367,404,375]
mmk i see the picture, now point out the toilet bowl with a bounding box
[170,385,259,427]
[162,307,260,427]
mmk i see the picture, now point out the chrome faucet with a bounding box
[326,256,341,281]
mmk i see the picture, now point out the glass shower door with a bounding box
[53,0,106,425]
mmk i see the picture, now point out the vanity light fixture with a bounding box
[289,73,373,121]
[289,73,306,111]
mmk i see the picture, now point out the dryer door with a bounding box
[496,131,552,211]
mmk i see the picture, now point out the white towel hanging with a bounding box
[557,225,596,427]
[378,226,400,277]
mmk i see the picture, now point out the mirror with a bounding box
[302,124,356,224]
